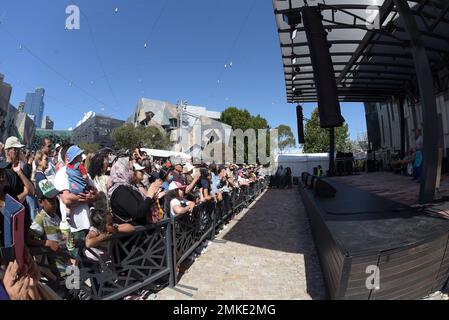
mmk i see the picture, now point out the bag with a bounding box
[147,201,163,224]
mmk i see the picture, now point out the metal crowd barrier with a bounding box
[30,176,269,299]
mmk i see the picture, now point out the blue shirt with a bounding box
[0,283,9,300]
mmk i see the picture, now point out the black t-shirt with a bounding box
[110,185,154,225]
[22,164,32,180]
[4,164,31,236]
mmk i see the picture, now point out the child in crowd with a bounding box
[167,181,195,218]
[27,179,73,275]
[66,146,89,195]
[84,209,134,262]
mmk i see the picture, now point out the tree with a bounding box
[277,125,296,154]
[79,143,101,154]
[303,107,351,153]
[112,124,172,150]
[220,107,270,163]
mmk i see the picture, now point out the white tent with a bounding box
[140,148,191,160]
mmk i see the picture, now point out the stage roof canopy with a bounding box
[272,0,449,103]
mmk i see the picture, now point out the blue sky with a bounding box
[0,0,366,142]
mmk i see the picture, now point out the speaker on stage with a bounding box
[301,172,309,183]
[313,178,337,198]
[296,105,305,144]
[302,6,344,128]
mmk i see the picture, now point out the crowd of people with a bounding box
[0,136,269,300]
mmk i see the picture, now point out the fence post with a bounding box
[166,221,175,288]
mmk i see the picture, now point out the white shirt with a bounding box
[170,198,182,218]
[54,166,91,233]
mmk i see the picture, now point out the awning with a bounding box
[272,0,449,103]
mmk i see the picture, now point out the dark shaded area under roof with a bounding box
[273,0,449,103]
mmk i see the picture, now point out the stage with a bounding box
[300,172,449,300]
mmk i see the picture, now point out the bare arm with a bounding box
[185,173,200,194]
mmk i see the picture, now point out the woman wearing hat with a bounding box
[165,181,195,218]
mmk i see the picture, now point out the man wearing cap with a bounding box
[54,144,99,251]
[3,137,35,204]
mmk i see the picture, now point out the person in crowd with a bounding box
[412,128,423,182]
[4,137,35,233]
[108,157,162,225]
[88,152,112,214]
[33,151,49,186]
[159,166,174,192]
[0,142,5,162]
[33,138,56,183]
[166,181,195,218]
[66,146,90,196]
[132,143,146,163]
[27,179,74,278]
[237,169,250,187]
[84,209,134,262]
[54,144,99,258]
[391,148,415,176]
[21,150,38,221]
[198,167,214,202]
[173,162,186,185]
[285,167,292,189]
[140,159,153,190]
[132,163,147,194]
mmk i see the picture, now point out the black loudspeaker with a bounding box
[296,105,305,144]
[313,178,337,198]
[301,172,309,183]
[302,6,344,128]
[309,176,317,189]
[306,174,314,188]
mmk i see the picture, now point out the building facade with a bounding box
[0,74,13,142]
[24,88,45,129]
[41,116,54,130]
[129,98,232,159]
[72,113,125,148]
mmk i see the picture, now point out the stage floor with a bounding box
[328,172,449,207]
[300,174,449,299]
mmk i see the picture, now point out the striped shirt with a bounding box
[29,210,63,243]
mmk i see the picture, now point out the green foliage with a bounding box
[303,107,351,153]
[79,143,101,154]
[112,124,172,150]
[277,124,296,154]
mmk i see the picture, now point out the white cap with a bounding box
[183,162,194,174]
[5,136,25,150]
[133,163,145,171]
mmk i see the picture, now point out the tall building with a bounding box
[24,88,45,129]
[41,116,54,130]
[0,74,13,141]
[72,112,125,148]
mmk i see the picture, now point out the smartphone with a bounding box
[12,209,25,267]
[3,195,25,266]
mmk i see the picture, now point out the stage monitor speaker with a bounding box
[306,174,314,188]
[302,6,344,128]
[309,176,317,189]
[301,172,310,183]
[296,105,305,144]
[313,178,337,198]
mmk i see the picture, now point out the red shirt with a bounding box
[67,162,87,176]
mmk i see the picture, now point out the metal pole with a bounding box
[328,128,335,177]
[393,0,439,204]
[399,96,406,159]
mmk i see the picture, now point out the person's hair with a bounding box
[141,159,152,174]
[40,138,51,149]
[88,151,109,180]
[34,151,46,169]
[61,143,74,162]
[90,209,108,233]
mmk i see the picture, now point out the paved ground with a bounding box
[155,188,326,300]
